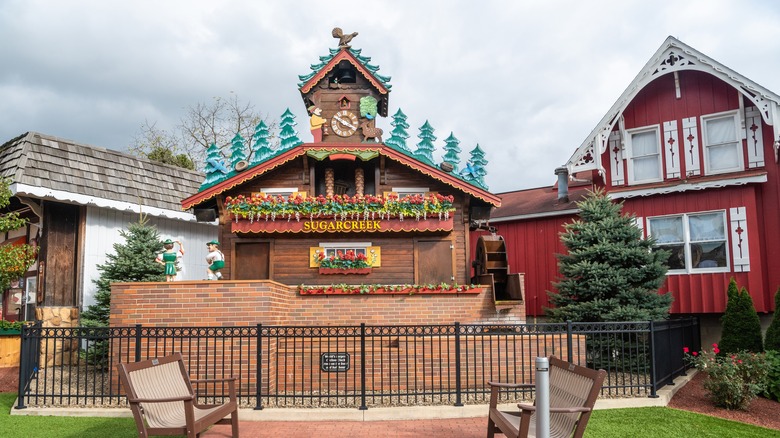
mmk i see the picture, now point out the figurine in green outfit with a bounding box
[156,239,184,282]
[206,240,224,280]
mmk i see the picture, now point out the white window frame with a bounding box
[701,110,744,175]
[391,187,429,198]
[625,125,663,185]
[647,210,730,275]
[318,241,372,258]
[259,187,298,198]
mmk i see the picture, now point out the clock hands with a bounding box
[333,115,357,130]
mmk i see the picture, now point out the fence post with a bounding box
[255,323,263,410]
[359,323,367,411]
[134,324,142,362]
[648,320,658,398]
[454,322,462,407]
[566,320,573,362]
[15,323,28,410]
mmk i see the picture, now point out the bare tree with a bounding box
[130,93,276,171]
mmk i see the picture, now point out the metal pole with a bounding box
[535,357,550,438]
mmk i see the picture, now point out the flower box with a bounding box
[0,328,21,336]
[299,285,483,295]
[318,267,372,275]
[232,217,454,234]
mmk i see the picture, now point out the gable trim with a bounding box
[12,183,197,221]
[299,50,389,95]
[567,36,780,176]
[607,173,766,199]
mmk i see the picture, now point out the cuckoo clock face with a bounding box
[330,110,359,137]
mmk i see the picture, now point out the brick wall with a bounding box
[110,280,525,327]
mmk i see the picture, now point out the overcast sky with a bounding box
[2,0,779,193]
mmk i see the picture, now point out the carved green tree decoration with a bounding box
[360,96,378,119]
[250,120,273,164]
[414,120,437,165]
[462,144,488,189]
[0,179,37,290]
[442,132,461,172]
[229,133,247,170]
[386,108,411,152]
[201,143,229,189]
[279,108,302,151]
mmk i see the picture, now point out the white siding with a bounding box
[81,207,217,308]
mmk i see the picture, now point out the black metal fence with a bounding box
[16,318,699,410]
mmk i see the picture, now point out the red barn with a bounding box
[483,36,779,321]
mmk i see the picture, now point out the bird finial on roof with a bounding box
[332,27,358,48]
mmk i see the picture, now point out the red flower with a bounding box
[692,351,698,356]
[683,347,689,353]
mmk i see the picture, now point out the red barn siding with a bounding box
[471,213,576,318]
[622,185,769,313]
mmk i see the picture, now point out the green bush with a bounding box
[763,350,780,402]
[765,287,780,351]
[719,279,763,354]
[0,320,23,330]
[685,343,767,410]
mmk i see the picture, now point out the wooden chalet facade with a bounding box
[0,132,217,325]
[489,37,779,318]
[181,33,503,298]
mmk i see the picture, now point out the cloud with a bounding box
[1,0,779,193]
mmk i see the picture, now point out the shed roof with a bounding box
[0,132,204,220]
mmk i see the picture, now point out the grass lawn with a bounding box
[2,392,779,437]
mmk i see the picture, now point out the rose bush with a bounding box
[684,343,768,410]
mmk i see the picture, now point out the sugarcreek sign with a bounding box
[231,217,454,234]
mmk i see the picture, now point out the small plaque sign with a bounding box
[320,352,350,372]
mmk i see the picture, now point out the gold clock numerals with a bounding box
[330,110,359,137]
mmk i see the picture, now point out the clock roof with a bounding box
[298,47,392,96]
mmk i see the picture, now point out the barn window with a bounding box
[647,211,728,274]
[626,126,662,184]
[702,111,743,174]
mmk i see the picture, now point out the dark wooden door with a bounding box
[42,202,79,306]
[234,242,270,280]
[416,240,453,285]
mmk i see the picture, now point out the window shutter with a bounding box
[744,106,765,168]
[729,207,750,272]
[682,117,701,176]
[366,246,381,267]
[663,120,681,179]
[634,216,645,239]
[310,246,325,268]
[608,130,624,186]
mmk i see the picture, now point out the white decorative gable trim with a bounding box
[607,173,767,199]
[566,36,780,176]
[729,207,750,272]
